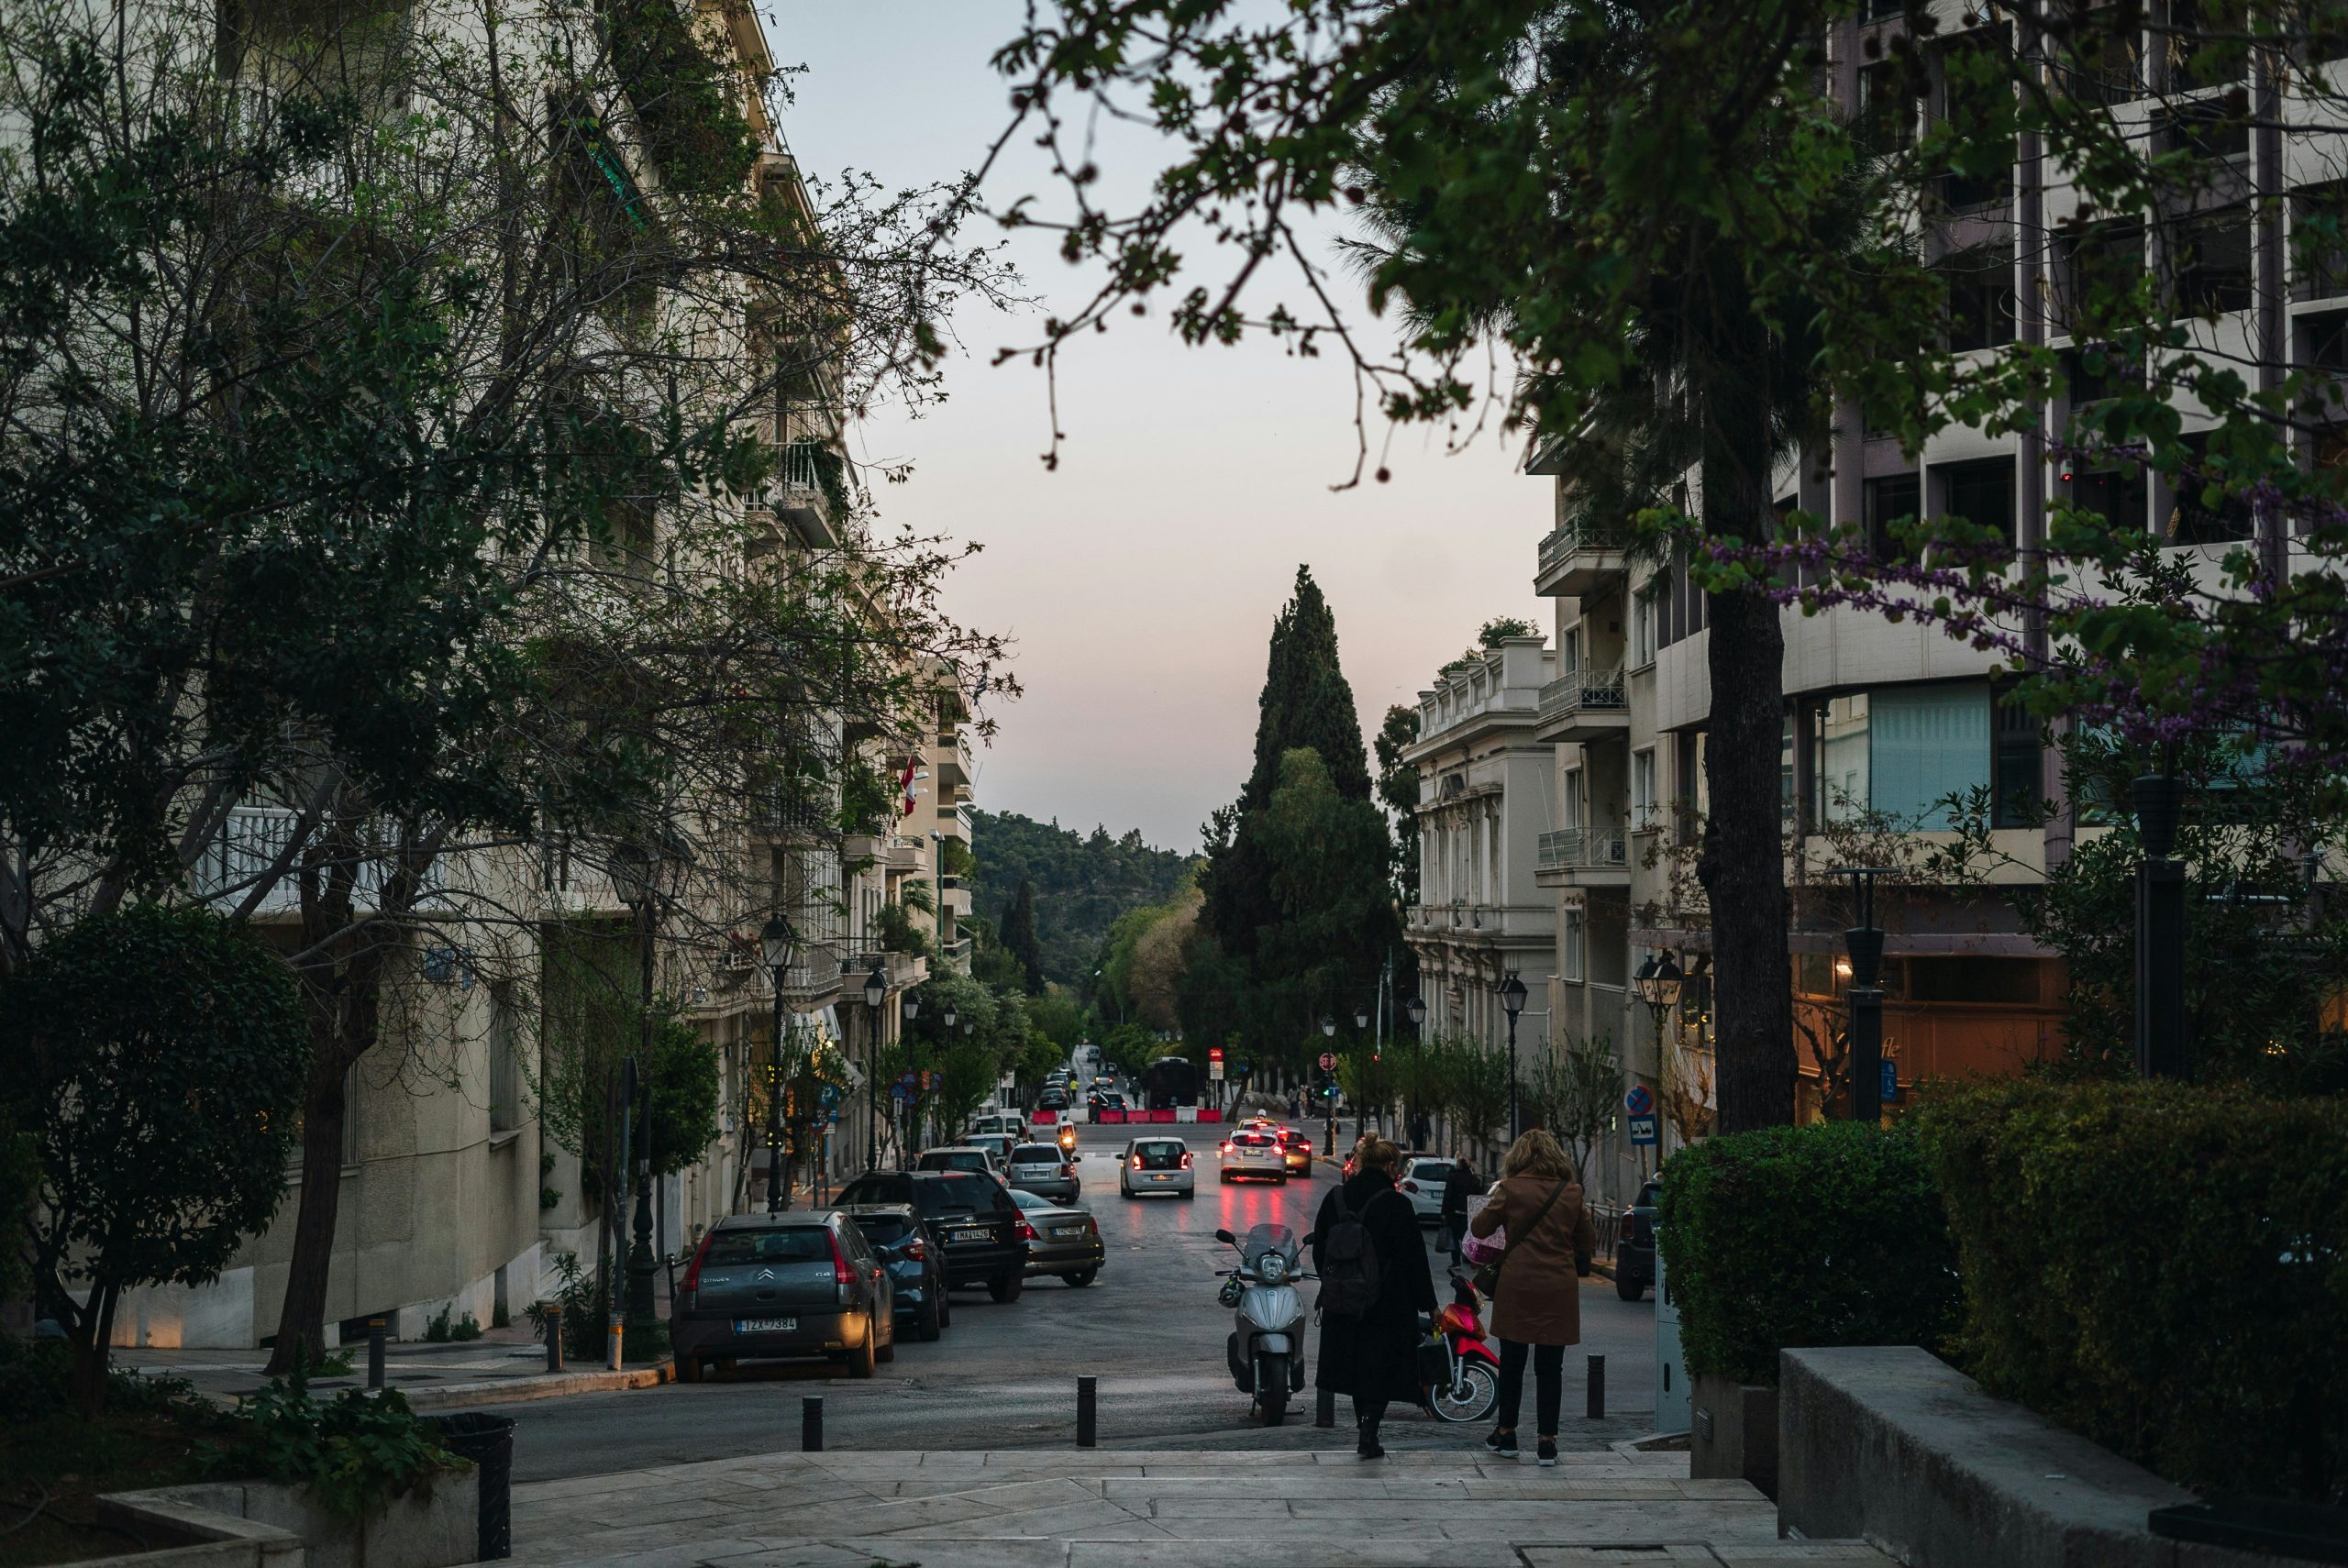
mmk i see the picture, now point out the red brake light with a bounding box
[829,1231,857,1288]
[1402,1180,1419,1192]
[1180,1151,1193,1168]
[902,1237,927,1262]
[1132,1154,1146,1168]
[1016,1218,1037,1242]
[1060,1164,1075,1177]
[680,1231,716,1295]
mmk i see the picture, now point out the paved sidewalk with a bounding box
[114,1325,673,1410]
[508,1449,1891,1567]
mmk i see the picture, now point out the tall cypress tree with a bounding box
[1001,878,1045,995]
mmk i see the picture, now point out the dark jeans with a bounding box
[1496,1340,1564,1435]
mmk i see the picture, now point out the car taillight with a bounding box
[1180,1151,1193,1168]
[829,1231,858,1303]
[679,1231,716,1299]
[1060,1164,1075,1178]
[1016,1218,1037,1242]
[902,1238,927,1262]
[1402,1180,1419,1192]
[1132,1154,1146,1168]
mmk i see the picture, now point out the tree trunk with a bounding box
[70,1280,118,1416]
[1696,274,1798,1135]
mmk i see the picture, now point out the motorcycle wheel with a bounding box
[1428,1360,1499,1424]
[1257,1356,1290,1426]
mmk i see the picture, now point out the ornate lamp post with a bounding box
[610,844,662,1332]
[1828,868,1892,1121]
[896,991,921,1167]
[1319,1014,1337,1154]
[759,914,798,1214]
[1352,1004,1371,1138]
[862,962,886,1171]
[1633,950,1684,1156]
[1500,973,1529,1143]
[1406,994,1427,1032]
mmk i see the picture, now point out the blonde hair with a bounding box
[1502,1128,1574,1183]
[1356,1135,1401,1175]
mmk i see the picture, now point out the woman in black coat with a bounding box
[1310,1136,1436,1458]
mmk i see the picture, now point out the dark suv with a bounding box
[834,1170,1027,1302]
[836,1202,951,1341]
[1615,1177,1662,1301]
[671,1211,893,1382]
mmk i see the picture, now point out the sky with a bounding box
[769,2,1549,852]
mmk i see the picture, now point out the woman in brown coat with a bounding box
[1467,1128,1599,1465]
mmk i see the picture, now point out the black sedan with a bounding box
[835,1169,1028,1301]
[836,1202,952,1341]
[671,1211,893,1381]
[1008,1188,1103,1286]
[1616,1176,1662,1300]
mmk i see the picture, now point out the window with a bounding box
[1633,750,1656,831]
[1562,907,1587,984]
[1871,684,1992,826]
[2167,0,2248,89]
[489,987,521,1132]
[341,1066,361,1165]
[2297,185,2348,302]
[1629,587,1656,668]
[1677,730,1710,823]
[1933,33,2015,211]
[1993,689,2042,828]
[2166,432,2256,544]
[1813,695,1873,825]
[2069,465,2149,533]
[2306,309,2348,373]
[2159,99,2249,168]
[1866,473,1922,560]
[1941,246,2017,350]
[1856,60,1915,154]
[2058,222,2144,334]
[1563,767,1585,832]
[703,1226,835,1265]
[1781,713,1800,824]
[1936,457,2016,545]
[2057,13,2143,105]
[2171,205,2253,316]
[2065,342,2139,408]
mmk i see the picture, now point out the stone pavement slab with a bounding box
[504,1449,1894,1568]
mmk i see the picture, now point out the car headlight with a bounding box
[1257,1252,1290,1285]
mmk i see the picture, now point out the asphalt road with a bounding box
[505,1125,1661,1481]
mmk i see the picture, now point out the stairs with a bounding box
[507,1448,1892,1567]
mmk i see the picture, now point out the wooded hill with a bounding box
[969,810,1196,987]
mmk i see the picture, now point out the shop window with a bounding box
[1936,457,2017,544]
[2171,205,2254,317]
[1870,684,1992,827]
[1993,689,2042,828]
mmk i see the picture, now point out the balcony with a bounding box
[1534,668,1630,743]
[1534,519,1628,599]
[939,935,974,971]
[191,806,442,917]
[750,789,833,842]
[771,437,846,548]
[1536,825,1632,889]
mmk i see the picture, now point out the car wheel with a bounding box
[1616,1271,1645,1302]
[675,1354,703,1385]
[845,1322,877,1379]
[988,1270,1024,1303]
[877,1331,896,1364]
[1062,1269,1098,1287]
[914,1291,944,1342]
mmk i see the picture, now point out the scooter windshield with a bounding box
[1240,1223,1299,1266]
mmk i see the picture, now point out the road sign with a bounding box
[898,1070,918,1089]
[1208,1045,1224,1062]
[1209,1061,1224,1081]
[1628,1113,1660,1147]
[1880,1058,1899,1104]
[1318,1051,1337,1071]
[889,1084,912,1102]
[818,1085,840,1109]
[1624,1084,1656,1117]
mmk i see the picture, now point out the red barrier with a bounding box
[1142,1109,1176,1123]
[1032,1109,1057,1125]
[1099,1109,1128,1124]
[1195,1109,1222,1123]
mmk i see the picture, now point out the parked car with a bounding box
[1008,1188,1104,1286]
[1118,1135,1195,1198]
[1398,1156,1455,1223]
[1616,1177,1661,1300]
[836,1202,951,1341]
[1275,1127,1316,1176]
[968,1110,1030,1143]
[834,1169,1028,1301]
[1005,1142,1081,1201]
[1219,1129,1287,1183]
[965,1132,1019,1170]
[671,1211,894,1382]
[916,1145,1004,1179]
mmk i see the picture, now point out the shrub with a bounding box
[209,1368,457,1519]
[1921,1079,2348,1502]
[1657,1120,1962,1386]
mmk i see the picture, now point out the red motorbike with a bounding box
[1422,1274,1501,1423]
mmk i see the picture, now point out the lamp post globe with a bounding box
[1320,1015,1335,1038]
[902,993,921,1022]
[862,964,887,1170]
[1354,1005,1370,1032]
[864,965,887,1010]
[1499,972,1529,1143]
[759,913,796,1216]
[1406,995,1427,1030]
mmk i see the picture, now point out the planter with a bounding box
[99,1474,480,1568]
[1689,1371,1778,1499]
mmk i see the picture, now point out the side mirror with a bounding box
[1213,1228,1235,1244]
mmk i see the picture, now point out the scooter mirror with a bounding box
[1213,1228,1235,1244]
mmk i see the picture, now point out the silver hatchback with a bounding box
[1006,1142,1080,1201]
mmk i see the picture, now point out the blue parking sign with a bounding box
[1628,1113,1659,1146]
[1880,1059,1899,1104]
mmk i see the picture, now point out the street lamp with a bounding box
[1500,973,1529,1143]
[1407,995,1427,1032]
[1633,951,1684,1157]
[611,843,663,1337]
[1351,1005,1371,1138]
[2133,774,2188,1078]
[896,991,920,1168]
[861,962,886,1172]
[759,913,797,1214]
[1319,1014,1337,1154]
[1827,868,1892,1121]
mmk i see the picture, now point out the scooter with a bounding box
[1057,1122,1080,1158]
[1422,1273,1501,1424]
[1215,1223,1311,1426]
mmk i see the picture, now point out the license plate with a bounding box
[1052,1225,1085,1238]
[954,1229,990,1243]
[1150,1173,1170,1182]
[735,1317,796,1333]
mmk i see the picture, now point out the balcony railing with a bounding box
[1538,826,1629,871]
[1538,668,1628,721]
[192,806,442,915]
[1537,519,1626,572]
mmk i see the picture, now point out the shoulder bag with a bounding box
[1470,1179,1568,1299]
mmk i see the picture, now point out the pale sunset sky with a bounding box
[771,2,1549,852]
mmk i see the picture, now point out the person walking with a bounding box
[1310,1135,1435,1460]
[1468,1129,1598,1467]
[1439,1154,1480,1270]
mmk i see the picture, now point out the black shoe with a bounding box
[1537,1439,1558,1467]
[1488,1428,1518,1459]
[1357,1424,1386,1460]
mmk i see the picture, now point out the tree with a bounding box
[1524,1038,1626,1198]
[1437,1036,1514,1158]
[967,812,1195,985]
[4,906,308,1409]
[1373,703,1423,906]
[1000,878,1046,994]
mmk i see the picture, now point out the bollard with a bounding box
[367,1318,386,1390]
[605,1311,623,1373]
[1076,1375,1097,1448]
[544,1309,563,1373]
[1314,1386,1335,1429]
[802,1396,824,1452]
[1587,1353,1606,1420]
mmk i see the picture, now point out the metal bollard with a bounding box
[605,1310,623,1372]
[544,1309,563,1373]
[367,1318,386,1390]
[802,1396,824,1452]
[1314,1386,1335,1429]
[1587,1354,1606,1420]
[1076,1375,1097,1448]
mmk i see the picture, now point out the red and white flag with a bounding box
[898,756,919,817]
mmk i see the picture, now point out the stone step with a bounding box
[507,1450,1892,1568]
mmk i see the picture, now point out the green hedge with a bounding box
[1657,1121,1962,1386]
[1921,1079,2348,1502]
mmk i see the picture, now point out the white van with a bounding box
[967,1109,1030,1143]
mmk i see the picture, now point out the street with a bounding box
[505,1125,1659,1481]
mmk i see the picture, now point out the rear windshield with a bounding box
[849,1215,911,1244]
[1231,1132,1274,1148]
[921,1151,989,1171]
[1013,1144,1061,1163]
[1135,1143,1184,1170]
[836,1176,908,1207]
[703,1227,832,1264]
[910,1173,1013,1219]
[1409,1162,1452,1181]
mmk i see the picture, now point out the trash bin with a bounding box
[430,1411,515,1560]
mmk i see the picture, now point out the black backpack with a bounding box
[1318,1188,1383,1317]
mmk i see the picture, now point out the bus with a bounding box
[1139,1055,1200,1110]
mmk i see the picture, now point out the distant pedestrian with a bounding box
[1409,1111,1433,1152]
[1439,1155,1480,1270]
[1468,1129,1598,1468]
[1288,1092,1302,1121]
[1310,1135,1435,1460]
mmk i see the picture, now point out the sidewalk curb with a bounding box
[395,1363,674,1411]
